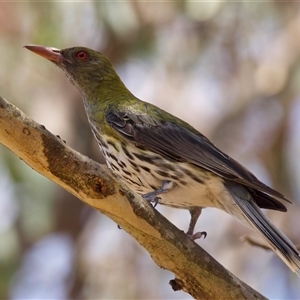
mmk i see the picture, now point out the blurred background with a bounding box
[1,1,300,299]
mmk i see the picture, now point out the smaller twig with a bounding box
[240,235,272,251]
[241,235,300,251]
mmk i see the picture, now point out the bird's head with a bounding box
[24,45,123,98]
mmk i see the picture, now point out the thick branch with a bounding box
[0,96,267,300]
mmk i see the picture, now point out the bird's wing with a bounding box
[105,110,290,210]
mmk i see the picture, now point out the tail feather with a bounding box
[225,183,300,275]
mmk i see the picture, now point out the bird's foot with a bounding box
[186,207,207,241]
[142,193,160,207]
[142,180,174,208]
[187,231,207,241]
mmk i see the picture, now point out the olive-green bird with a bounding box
[25,44,300,274]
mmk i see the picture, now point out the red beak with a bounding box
[24,44,64,63]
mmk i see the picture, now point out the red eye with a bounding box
[76,51,88,60]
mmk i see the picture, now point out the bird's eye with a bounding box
[76,51,88,60]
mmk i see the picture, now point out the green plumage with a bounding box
[25,44,300,275]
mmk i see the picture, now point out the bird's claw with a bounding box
[142,193,160,208]
[187,231,207,241]
[152,197,159,208]
[142,181,173,208]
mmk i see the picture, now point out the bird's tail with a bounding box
[225,183,300,275]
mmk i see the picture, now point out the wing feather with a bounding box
[106,110,290,208]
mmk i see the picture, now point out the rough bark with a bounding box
[0,96,267,300]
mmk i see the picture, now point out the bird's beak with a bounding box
[24,44,66,64]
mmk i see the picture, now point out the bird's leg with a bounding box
[186,207,207,240]
[118,181,173,231]
[142,180,174,207]
[143,184,206,241]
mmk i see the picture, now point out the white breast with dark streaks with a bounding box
[91,131,238,216]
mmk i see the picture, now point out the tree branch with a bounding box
[0,96,267,300]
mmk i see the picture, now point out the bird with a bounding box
[24,44,300,274]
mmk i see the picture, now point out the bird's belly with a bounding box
[99,139,238,212]
[159,175,229,208]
